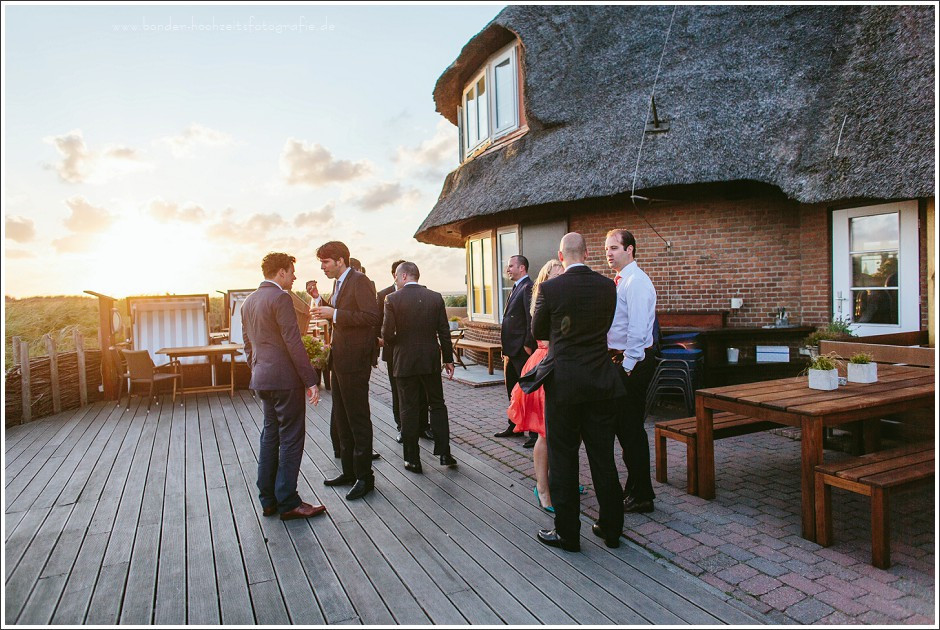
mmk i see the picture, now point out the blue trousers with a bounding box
[257,388,306,514]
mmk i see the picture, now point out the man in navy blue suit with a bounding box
[494,255,538,447]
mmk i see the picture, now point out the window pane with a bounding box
[481,236,492,314]
[498,231,519,310]
[476,77,488,141]
[465,89,477,147]
[470,240,483,314]
[851,252,898,288]
[494,58,514,130]
[851,213,898,252]
[853,289,898,324]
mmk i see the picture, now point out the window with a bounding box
[459,43,519,161]
[497,228,519,314]
[832,201,919,335]
[468,234,493,318]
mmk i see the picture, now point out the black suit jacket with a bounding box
[521,265,625,404]
[376,283,396,363]
[500,276,535,358]
[322,269,380,373]
[382,284,454,377]
[241,281,319,390]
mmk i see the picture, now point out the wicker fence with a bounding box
[5,331,103,428]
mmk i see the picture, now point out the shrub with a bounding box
[443,294,467,307]
[849,352,873,364]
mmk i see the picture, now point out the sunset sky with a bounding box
[2,4,504,298]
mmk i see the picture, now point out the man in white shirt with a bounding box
[605,229,658,513]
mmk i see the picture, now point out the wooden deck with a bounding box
[4,388,762,625]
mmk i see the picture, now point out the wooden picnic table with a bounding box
[693,363,935,541]
[157,343,242,396]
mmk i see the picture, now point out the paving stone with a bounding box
[759,585,806,611]
[750,545,790,563]
[739,574,783,597]
[663,519,699,536]
[819,610,859,624]
[814,590,868,616]
[905,614,936,625]
[715,563,760,586]
[866,595,916,621]
[662,536,699,554]
[778,572,826,596]
[699,552,739,574]
[784,598,835,624]
[744,556,789,578]
[718,543,755,562]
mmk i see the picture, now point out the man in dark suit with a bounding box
[241,252,327,521]
[495,255,537,446]
[522,233,626,552]
[310,241,380,500]
[377,259,430,443]
[381,262,457,473]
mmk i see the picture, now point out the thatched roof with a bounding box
[417,5,935,247]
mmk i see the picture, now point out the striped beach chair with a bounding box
[127,295,211,365]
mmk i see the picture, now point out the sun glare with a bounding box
[90,218,211,298]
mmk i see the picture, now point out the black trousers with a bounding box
[397,372,451,464]
[616,352,656,502]
[545,390,624,542]
[331,367,374,480]
[387,359,428,432]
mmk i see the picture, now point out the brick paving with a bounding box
[368,362,936,625]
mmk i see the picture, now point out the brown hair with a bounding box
[261,252,296,279]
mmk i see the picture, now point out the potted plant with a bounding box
[802,317,856,358]
[301,335,330,383]
[807,353,841,391]
[847,352,877,383]
[448,316,461,331]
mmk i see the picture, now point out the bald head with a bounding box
[559,232,587,266]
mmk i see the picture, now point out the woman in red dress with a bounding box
[507,259,564,512]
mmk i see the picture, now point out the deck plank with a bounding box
[154,394,187,625]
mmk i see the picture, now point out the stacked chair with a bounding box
[645,332,704,414]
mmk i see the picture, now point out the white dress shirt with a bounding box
[310,267,352,323]
[607,261,657,371]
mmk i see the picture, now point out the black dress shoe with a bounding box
[372,451,381,460]
[624,499,654,514]
[522,435,537,449]
[592,523,621,548]
[493,425,518,438]
[439,454,457,467]
[262,505,277,517]
[346,477,374,500]
[333,450,341,458]
[537,528,580,552]
[420,429,434,440]
[323,474,356,487]
[404,461,423,474]
[396,431,403,443]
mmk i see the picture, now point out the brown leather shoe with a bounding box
[262,505,277,517]
[279,502,327,521]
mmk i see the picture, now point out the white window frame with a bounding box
[831,200,920,336]
[496,226,520,320]
[460,41,520,161]
[467,231,495,322]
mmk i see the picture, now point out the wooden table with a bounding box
[694,363,935,541]
[157,344,243,396]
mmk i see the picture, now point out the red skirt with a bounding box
[507,344,549,436]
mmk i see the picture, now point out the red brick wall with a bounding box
[570,196,832,328]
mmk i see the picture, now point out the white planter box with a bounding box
[847,362,878,383]
[808,368,839,391]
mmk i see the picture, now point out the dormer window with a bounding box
[459,42,519,161]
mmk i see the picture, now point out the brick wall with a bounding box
[570,196,831,328]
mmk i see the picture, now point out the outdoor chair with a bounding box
[109,345,131,407]
[121,349,183,412]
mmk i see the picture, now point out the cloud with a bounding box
[280,139,371,187]
[148,197,207,223]
[5,249,35,259]
[63,195,115,233]
[393,119,458,181]
[52,233,95,254]
[158,123,234,158]
[5,216,36,243]
[294,202,336,228]
[208,208,285,241]
[352,182,421,212]
[44,129,149,183]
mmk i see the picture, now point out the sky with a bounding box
[2,3,505,298]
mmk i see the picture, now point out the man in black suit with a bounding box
[381,262,457,473]
[310,241,380,500]
[241,252,327,521]
[377,259,430,443]
[522,233,626,552]
[495,255,537,446]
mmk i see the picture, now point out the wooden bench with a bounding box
[815,442,935,568]
[655,412,781,494]
[453,338,502,375]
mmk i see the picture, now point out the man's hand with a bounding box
[444,363,455,379]
[377,338,384,348]
[305,280,319,300]
[306,385,320,405]
[524,346,534,356]
[312,305,335,320]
